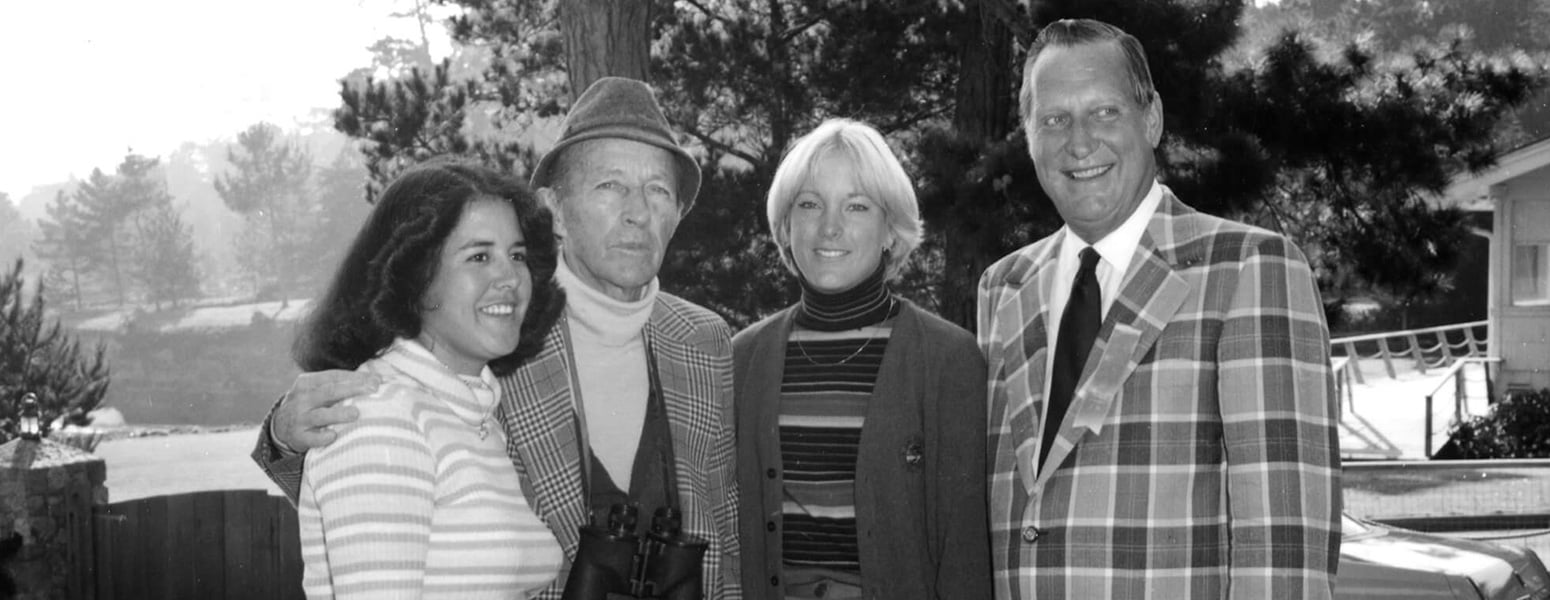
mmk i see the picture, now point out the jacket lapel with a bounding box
[991,238,1062,497]
[501,315,588,553]
[643,298,715,523]
[1033,195,1195,490]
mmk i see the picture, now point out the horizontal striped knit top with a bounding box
[299,339,562,599]
[780,267,897,597]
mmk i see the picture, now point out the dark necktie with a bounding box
[1042,247,1102,473]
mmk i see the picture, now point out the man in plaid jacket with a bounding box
[977,19,1340,599]
[252,78,741,599]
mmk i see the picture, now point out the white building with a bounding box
[1444,135,1550,393]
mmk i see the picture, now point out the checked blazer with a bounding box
[253,292,741,600]
[976,187,1341,600]
[497,292,742,600]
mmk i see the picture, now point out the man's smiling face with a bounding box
[1024,41,1162,244]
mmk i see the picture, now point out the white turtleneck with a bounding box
[555,254,657,491]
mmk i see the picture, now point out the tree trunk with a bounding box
[940,0,1015,331]
[952,1,1014,144]
[560,0,653,99]
[764,0,793,174]
[68,257,82,311]
[107,228,126,307]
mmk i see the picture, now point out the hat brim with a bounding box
[530,126,703,215]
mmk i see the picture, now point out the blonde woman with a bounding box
[735,119,991,600]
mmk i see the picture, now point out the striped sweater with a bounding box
[299,339,562,599]
[778,323,892,595]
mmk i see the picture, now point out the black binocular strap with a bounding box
[571,336,683,516]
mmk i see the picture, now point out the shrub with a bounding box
[0,260,111,443]
[1441,388,1550,459]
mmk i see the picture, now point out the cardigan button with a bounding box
[1022,526,1041,543]
[766,468,777,479]
[766,520,777,532]
[770,575,780,586]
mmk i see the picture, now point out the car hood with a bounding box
[1342,518,1550,599]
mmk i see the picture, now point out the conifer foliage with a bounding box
[327,0,1548,329]
[0,261,110,443]
[32,153,201,310]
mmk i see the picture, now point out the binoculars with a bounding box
[561,504,708,600]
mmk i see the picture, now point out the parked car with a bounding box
[1339,514,1550,599]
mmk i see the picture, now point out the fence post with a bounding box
[1342,342,1366,384]
[1454,363,1468,424]
[1408,333,1427,374]
[1424,393,1434,459]
[0,439,109,600]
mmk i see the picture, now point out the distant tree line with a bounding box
[24,129,372,312]
[325,0,1550,331]
[32,153,199,311]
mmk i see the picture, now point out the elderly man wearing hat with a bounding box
[251,77,743,600]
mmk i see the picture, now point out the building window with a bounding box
[1513,243,1550,306]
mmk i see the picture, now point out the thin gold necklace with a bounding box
[794,298,894,366]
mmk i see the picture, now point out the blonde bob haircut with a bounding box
[765,118,923,281]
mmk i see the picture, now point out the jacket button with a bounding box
[766,520,776,532]
[766,468,777,479]
[1022,526,1040,542]
[770,576,780,586]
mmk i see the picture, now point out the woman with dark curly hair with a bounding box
[293,159,566,599]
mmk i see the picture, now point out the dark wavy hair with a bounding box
[294,158,565,376]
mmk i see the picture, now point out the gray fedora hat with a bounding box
[530,77,702,214]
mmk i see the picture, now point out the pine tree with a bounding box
[70,168,138,306]
[113,154,201,308]
[0,194,34,272]
[34,190,97,310]
[912,0,1546,328]
[300,150,373,294]
[129,202,200,309]
[214,123,314,300]
[330,0,1547,330]
[0,260,110,442]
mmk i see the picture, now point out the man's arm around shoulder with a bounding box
[250,370,377,504]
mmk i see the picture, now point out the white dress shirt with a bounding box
[1040,181,1164,434]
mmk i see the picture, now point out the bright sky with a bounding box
[0,0,450,202]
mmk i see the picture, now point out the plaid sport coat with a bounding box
[252,292,741,600]
[496,292,741,600]
[976,189,1341,600]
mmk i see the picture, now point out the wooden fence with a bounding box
[92,490,302,599]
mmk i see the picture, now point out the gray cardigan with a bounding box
[733,299,992,600]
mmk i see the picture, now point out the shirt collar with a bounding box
[555,253,656,346]
[1057,179,1163,276]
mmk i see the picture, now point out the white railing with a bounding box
[1329,320,1489,383]
[1333,356,1404,459]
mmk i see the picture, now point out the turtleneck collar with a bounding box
[556,253,657,346]
[795,260,897,332]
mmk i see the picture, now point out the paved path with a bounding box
[1339,358,1491,460]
